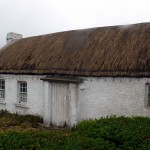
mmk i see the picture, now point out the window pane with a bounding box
[20,88,27,93]
[24,83,27,87]
[147,100,150,107]
[148,86,150,92]
[20,83,26,87]
[23,88,27,92]
[2,85,5,90]
[0,80,5,90]
[22,88,24,92]
[20,83,23,87]
[148,93,150,99]
[0,90,5,99]
[19,93,27,103]
[2,81,4,85]
[20,87,24,92]
[0,80,5,99]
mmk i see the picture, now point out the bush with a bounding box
[75,116,150,149]
[0,110,43,128]
[0,113,149,149]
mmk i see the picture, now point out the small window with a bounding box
[18,82,27,103]
[0,80,5,100]
[147,84,150,107]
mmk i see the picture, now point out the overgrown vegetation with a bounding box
[0,111,149,149]
[0,110,43,130]
[74,116,150,149]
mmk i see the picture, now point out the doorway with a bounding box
[51,82,70,126]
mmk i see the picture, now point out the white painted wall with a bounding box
[0,74,150,126]
[0,74,45,116]
[77,77,150,122]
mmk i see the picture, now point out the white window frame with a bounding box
[0,79,5,101]
[18,81,27,104]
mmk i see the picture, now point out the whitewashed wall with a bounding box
[0,74,150,126]
[77,77,150,122]
[0,74,45,116]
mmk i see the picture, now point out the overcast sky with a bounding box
[1,0,150,47]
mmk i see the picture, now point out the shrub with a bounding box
[75,116,150,149]
[0,113,149,149]
[0,110,43,128]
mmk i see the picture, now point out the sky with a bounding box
[1,0,150,47]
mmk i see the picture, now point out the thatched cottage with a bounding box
[0,23,150,127]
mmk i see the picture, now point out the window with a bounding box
[0,80,5,100]
[147,84,150,107]
[18,82,27,103]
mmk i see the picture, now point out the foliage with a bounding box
[74,116,150,149]
[0,113,149,149]
[0,110,43,129]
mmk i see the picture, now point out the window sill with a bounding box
[15,103,29,109]
[0,100,6,105]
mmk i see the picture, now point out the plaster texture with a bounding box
[78,77,150,121]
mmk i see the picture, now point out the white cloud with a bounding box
[0,0,150,47]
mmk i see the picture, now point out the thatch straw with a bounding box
[0,22,150,77]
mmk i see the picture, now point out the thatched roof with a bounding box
[0,22,150,77]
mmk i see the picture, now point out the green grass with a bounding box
[0,111,149,149]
